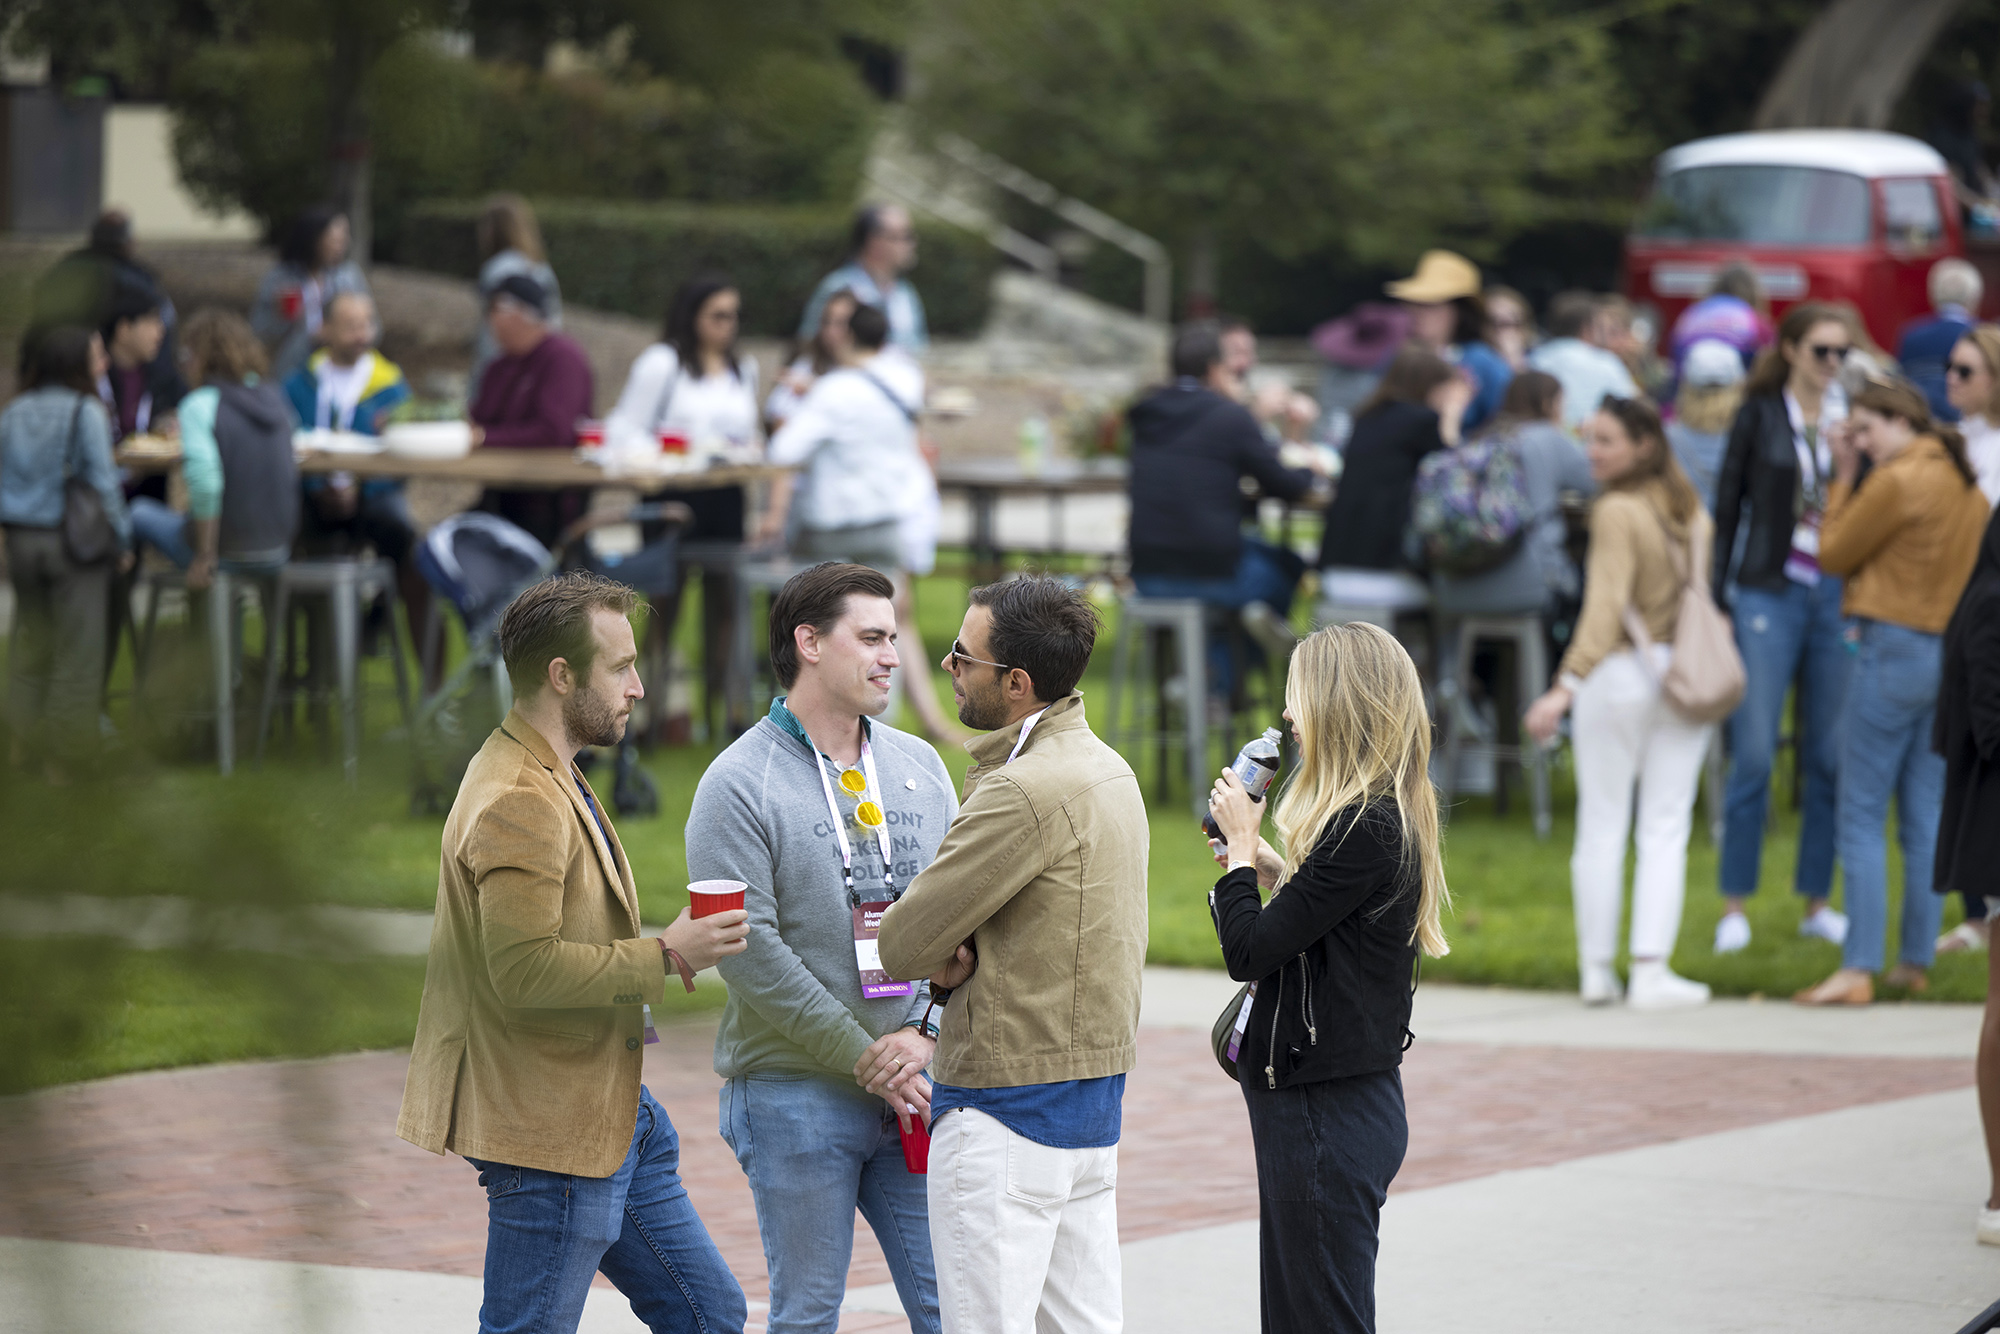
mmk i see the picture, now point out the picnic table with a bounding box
[933,457,1130,581]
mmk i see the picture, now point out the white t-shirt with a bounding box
[767,353,926,531]
[606,344,762,450]
[314,353,374,431]
[1962,413,2000,507]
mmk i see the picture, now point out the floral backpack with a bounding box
[1410,433,1533,576]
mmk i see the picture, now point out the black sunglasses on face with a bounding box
[1808,344,1850,362]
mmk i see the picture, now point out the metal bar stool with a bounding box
[1106,596,1210,819]
[255,557,414,782]
[1437,612,1552,839]
[134,565,280,775]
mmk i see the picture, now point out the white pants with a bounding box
[928,1107,1122,1334]
[1570,648,1713,967]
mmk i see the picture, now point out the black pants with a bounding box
[1241,1066,1407,1334]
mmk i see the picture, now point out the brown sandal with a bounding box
[1793,969,1874,1006]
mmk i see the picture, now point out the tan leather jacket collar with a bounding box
[498,708,638,934]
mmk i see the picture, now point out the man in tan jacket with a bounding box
[878,576,1148,1334]
[396,571,750,1334]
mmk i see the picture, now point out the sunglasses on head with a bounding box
[1808,343,1850,363]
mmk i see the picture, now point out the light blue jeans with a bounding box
[1719,578,1851,900]
[1837,620,1947,973]
[719,1072,940,1334]
[465,1086,745,1334]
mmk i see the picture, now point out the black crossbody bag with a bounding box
[61,393,118,565]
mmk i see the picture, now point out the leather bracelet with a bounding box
[659,939,696,993]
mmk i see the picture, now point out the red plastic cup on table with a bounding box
[687,879,747,919]
[896,1109,930,1174]
[658,430,690,454]
[575,420,607,448]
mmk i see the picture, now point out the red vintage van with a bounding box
[1622,129,1973,354]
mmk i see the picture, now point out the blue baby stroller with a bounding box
[408,505,689,815]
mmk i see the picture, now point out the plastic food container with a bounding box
[381,421,474,459]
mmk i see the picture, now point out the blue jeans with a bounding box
[1837,620,1947,973]
[1719,579,1851,899]
[466,1087,745,1334]
[129,496,194,567]
[1133,537,1302,695]
[719,1072,939,1334]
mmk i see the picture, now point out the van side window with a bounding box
[1881,179,1944,253]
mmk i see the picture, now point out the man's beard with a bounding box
[955,677,1010,731]
[563,686,627,749]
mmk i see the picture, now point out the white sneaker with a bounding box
[1627,960,1711,1010]
[1800,906,1849,946]
[1580,962,1623,1006]
[1979,1207,2000,1247]
[1714,912,1751,954]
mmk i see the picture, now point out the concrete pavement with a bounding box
[0,967,1989,1333]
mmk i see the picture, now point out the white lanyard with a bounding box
[315,353,373,432]
[811,736,898,905]
[1783,389,1835,509]
[1007,707,1050,765]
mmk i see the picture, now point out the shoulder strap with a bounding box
[650,347,681,430]
[858,368,920,424]
[62,391,88,481]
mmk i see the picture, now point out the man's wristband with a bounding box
[658,939,696,993]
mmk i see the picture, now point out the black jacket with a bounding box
[1210,801,1418,1090]
[1127,382,1313,579]
[1934,509,2000,896]
[1712,391,1817,603]
[1318,400,1444,570]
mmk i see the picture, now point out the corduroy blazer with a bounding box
[397,710,668,1176]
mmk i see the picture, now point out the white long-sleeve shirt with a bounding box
[766,354,925,531]
[605,344,762,449]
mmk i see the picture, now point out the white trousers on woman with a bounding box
[1569,647,1714,967]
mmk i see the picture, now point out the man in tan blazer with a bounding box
[397,571,750,1334]
[877,576,1148,1334]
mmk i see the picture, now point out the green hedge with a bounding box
[392,200,999,339]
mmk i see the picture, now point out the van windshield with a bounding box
[1634,164,1871,246]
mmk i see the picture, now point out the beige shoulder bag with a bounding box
[1619,508,1746,724]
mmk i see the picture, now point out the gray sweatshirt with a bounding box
[689,702,958,1080]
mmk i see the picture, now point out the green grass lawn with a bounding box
[3,554,1984,1091]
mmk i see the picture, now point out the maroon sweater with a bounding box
[470,333,594,451]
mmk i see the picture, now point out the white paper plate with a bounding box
[293,428,385,456]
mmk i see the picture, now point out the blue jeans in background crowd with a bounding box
[1719,578,1851,901]
[1837,619,1947,974]
[720,1072,940,1334]
[1133,537,1304,696]
[128,496,196,567]
[465,1086,745,1334]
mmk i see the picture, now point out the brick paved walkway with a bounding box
[0,1016,1973,1332]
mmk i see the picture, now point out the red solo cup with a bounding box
[897,1111,930,1174]
[576,420,607,447]
[278,288,303,321]
[687,879,747,918]
[657,430,690,454]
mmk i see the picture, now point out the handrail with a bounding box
[935,134,1172,324]
[863,157,1061,284]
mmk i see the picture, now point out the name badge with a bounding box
[1225,982,1258,1064]
[643,1004,659,1045]
[854,903,914,999]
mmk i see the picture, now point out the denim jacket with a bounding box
[0,387,131,544]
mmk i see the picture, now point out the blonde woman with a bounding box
[1206,622,1449,1334]
[1947,325,2000,506]
[1526,396,1713,1009]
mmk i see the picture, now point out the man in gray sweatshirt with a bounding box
[687,562,956,1334]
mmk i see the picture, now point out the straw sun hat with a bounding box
[1384,250,1482,305]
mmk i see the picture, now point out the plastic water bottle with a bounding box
[1203,727,1284,842]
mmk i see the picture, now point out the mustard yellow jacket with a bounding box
[396,711,669,1176]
